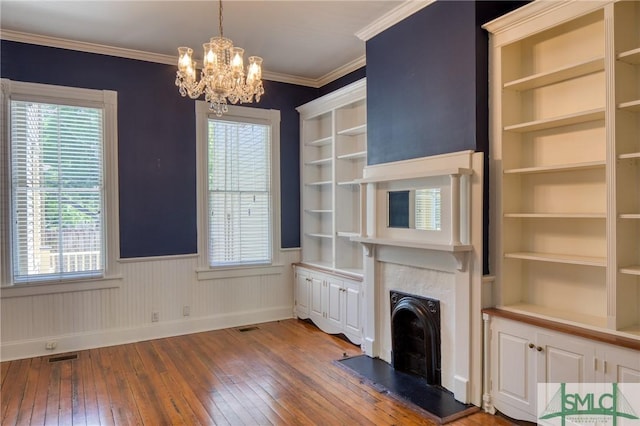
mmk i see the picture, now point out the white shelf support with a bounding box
[482,313,496,414]
[450,173,461,246]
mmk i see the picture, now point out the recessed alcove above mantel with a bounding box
[351,151,477,272]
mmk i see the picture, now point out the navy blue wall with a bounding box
[365,0,526,273]
[318,67,366,97]
[1,40,317,256]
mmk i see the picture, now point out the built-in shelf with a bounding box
[619,214,640,219]
[305,136,333,147]
[504,213,605,218]
[504,108,605,133]
[504,252,606,267]
[618,99,640,112]
[298,78,367,278]
[496,303,608,329]
[337,231,359,238]
[304,157,332,166]
[486,2,640,399]
[305,180,332,187]
[503,57,604,91]
[618,326,640,338]
[305,233,332,239]
[337,123,366,136]
[304,209,333,214]
[619,152,640,160]
[503,160,605,175]
[620,266,640,276]
[337,151,367,160]
[618,47,640,65]
[337,180,359,186]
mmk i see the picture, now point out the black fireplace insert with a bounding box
[390,290,441,386]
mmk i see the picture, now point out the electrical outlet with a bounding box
[45,341,57,350]
[151,311,159,322]
[183,305,191,317]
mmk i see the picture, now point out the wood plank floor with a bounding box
[1,319,514,425]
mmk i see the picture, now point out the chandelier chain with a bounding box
[218,0,223,38]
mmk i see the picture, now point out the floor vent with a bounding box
[48,354,78,363]
[238,326,259,332]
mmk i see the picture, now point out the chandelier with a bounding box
[175,0,264,116]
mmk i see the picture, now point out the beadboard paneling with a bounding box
[0,250,299,360]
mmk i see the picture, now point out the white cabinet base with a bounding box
[294,264,363,345]
[484,310,640,423]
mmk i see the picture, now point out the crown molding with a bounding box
[356,0,436,41]
[261,71,319,88]
[315,55,366,88]
[482,0,608,34]
[0,29,326,88]
[0,29,177,66]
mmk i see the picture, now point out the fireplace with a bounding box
[390,290,441,385]
[354,150,484,404]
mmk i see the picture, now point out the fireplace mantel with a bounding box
[356,150,484,406]
[351,236,472,271]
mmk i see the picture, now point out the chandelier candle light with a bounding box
[175,0,264,116]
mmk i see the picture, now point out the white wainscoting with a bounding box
[0,249,299,361]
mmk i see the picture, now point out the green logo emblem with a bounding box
[540,383,639,426]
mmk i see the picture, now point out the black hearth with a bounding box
[390,290,441,386]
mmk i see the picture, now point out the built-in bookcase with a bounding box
[298,79,366,276]
[614,0,640,334]
[486,1,640,336]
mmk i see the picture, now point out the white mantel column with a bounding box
[361,243,377,357]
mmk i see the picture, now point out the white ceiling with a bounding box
[0,1,426,87]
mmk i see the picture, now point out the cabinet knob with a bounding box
[536,346,543,352]
[528,343,535,349]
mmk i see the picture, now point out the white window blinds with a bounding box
[10,100,104,282]
[415,188,441,231]
[208,118,271,266]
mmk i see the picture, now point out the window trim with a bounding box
[195,102,281,280]
[0,79,121,296]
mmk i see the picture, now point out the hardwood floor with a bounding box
[1,319,514,425]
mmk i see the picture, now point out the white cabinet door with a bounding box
[294,268,311,319]
[536,332,596,385]
[309,274,324,324]
[491,318,537,422]
[343,279,361,338]
[294,265,362,345]
[603,345,640,383]
[326,278,344,330]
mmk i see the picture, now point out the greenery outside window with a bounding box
[1,79,119,293]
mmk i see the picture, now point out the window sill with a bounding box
[196,264,284,281]
[0,275,123,299]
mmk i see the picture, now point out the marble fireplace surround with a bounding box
[352,150,484,405]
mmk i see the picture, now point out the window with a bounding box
[1,79,119,289]
[196,103,281,275]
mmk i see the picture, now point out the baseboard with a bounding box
[454,375,470,404]
[0,306,293,361]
